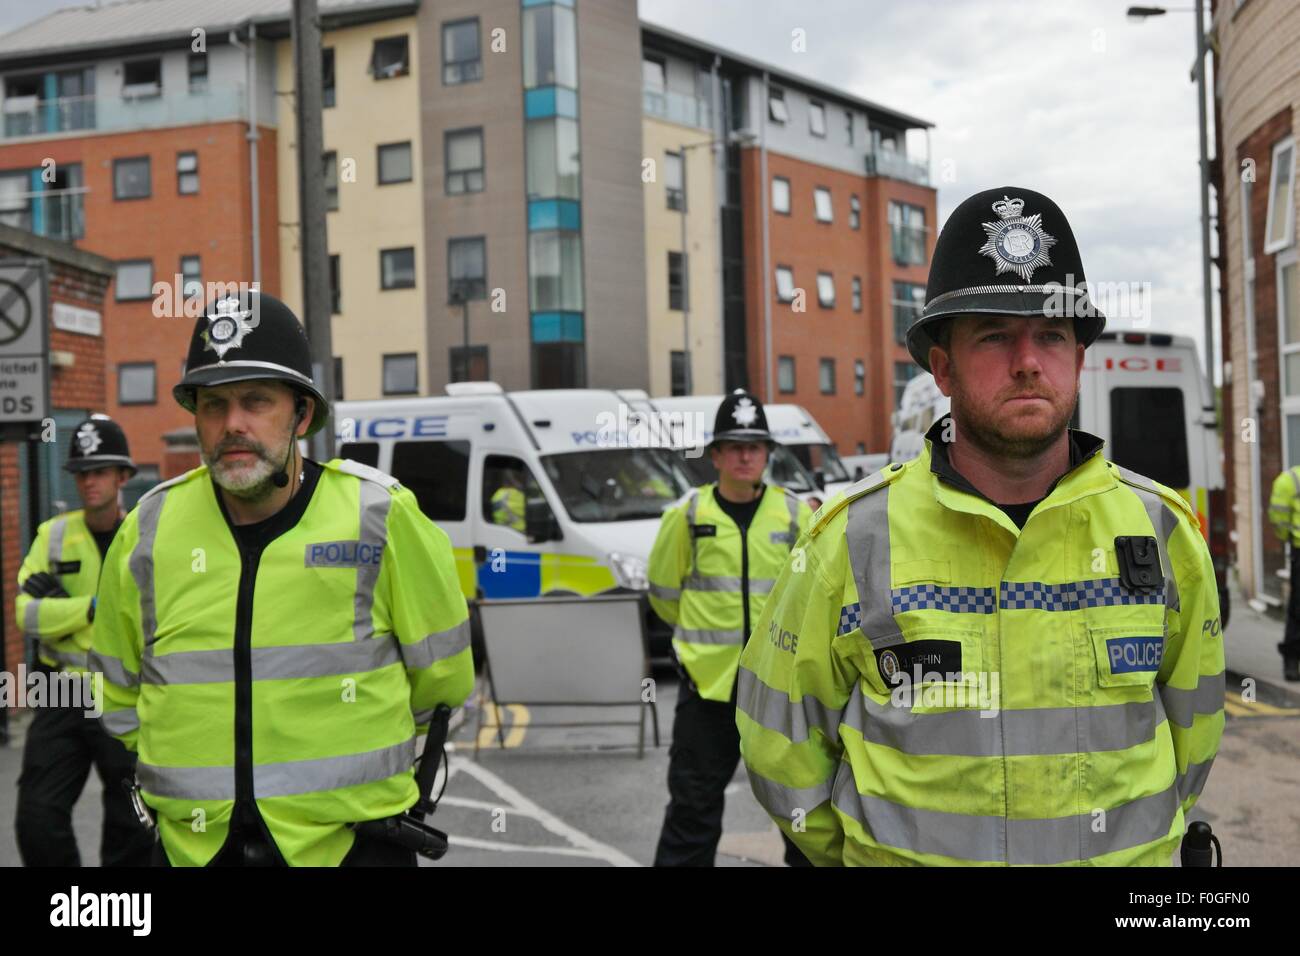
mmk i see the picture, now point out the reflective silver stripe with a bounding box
[354,481,391,642]
[1114,465,1182,615]
[682,574,778,595]
[841,683,1162,757]
[783,491,800,548]
[140,737,415,801]
[747,768,835,819]
[399,620,471,669]
[49,649,89,671]
[88,650,139,689]
[648,582,680,601]
[48,516,67,564]
[1177,758,1215,802]
[130,489,168,648]
[736,666,843,745]
[22,598,41,636]
[675,626,744,645]
[845,479,904,650]
[832,770,1179,864]
[1160,671,1225,728]
[101,709,140,736]
[142,639,405,685]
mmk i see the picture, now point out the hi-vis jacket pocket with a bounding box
[1090,624,1164,689]
[861,625,986,706]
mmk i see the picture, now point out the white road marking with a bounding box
[449,836,606,859]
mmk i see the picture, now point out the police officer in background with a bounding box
[91,291,475,866]
[15,415,153,867]
[739,187,1225,865]
[1268,464,1300,680]
[648,390,813,866]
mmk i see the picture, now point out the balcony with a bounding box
[1,86,246,141]
[865,147,930,186]
[643,88,712,129]
[0,188,86,242]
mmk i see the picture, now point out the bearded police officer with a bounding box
[649,390,813,866]
[738,187,1225,866]
[90,291,475,867]
[14,416,154,867]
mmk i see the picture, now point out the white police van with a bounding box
[888,330,1231,625]
[334,383,695,658]
[765,403,854,502]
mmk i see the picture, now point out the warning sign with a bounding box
[0,261,48,424]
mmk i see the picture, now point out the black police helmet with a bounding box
[906,186,1106,373]
[64,415,137,476]
[710,389,773,446]
[173,290,330,436]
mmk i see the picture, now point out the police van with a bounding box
[888,331,1231,625]
[765,403,854,501]
[334,383,695,658]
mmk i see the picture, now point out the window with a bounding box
[377,141,412,185]
[380,247,416,290]
[180,255,201,300]
[529,232,582,311]
[852,276,862,312]
[889,201,928,265]
[523,3,577,89]
[775,266,795,303]
[526,117,579,199]
[322,48,335,107]
[442,18,482,85]
[1110,388,1190,488]
[176,152,198,194]
[122,59,161,98]
[778,355,796,393]
[850,194,861,230]
[340,439,378,467]
[819,358,835,395]
[1279,254,1300,400]
[772,176,790,214]
[809,101,826,137]
[118,362,155,404]
[481,455,548,535]
[817,272,835,308]
[768,87,788,124]
[323,152,338,211]
[115,259,152,301]
[332,356,345,401]
[371,36,410,80]
[188,53,207,94]
[1265,137,1296,253]
[383,352,418,395]
[894,361,920,407]
[814,187,833,222]
[392,439,470,521]
[670,350,687,396]
[0,171,30,230]
[448,237,486,301]
[450,345,490,383]
[532,342,586,389]
[668,251,686,310]
[665,151,685,211]
[329,254,341,313]
[845,110,854,146]
[113,156,150,200]
[892,281,926,344]
[854,359,865,396]
[446,128,484,194]
[643,54,666,96]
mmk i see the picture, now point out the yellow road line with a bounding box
[477,703,532,749]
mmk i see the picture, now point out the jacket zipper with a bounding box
[233,544,276,850]
[739,521,750,645]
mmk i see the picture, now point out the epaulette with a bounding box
[1110,462,1197,523]
[328,457,403,490]
[808,462,908,537]
[137,466,204,504]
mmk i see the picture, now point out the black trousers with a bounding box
[654,678,812,867]
[1283,546,1300,659]
[15,696,154,867]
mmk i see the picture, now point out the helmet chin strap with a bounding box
[272,400,306,491]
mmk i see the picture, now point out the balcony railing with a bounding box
[643,88,712,129]
[0,188,87,241]
[865,148,930,186]
[1,86,246,141]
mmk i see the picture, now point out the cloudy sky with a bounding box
[2,0,1219,377]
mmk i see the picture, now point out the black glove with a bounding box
[20,572,70,600]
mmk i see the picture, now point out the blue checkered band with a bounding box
[891,584,998,615]
[999,577,1165,611]
[837,602,863,635]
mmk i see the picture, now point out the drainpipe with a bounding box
[230,21,262,285]
[760,70,772,400]
[1240,177,1268,611]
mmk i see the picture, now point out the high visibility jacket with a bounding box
[1269,466,1300,547]
[90,458,476,867]
[490,486,526,533]
[738,429,1225,866]
[648,484,812,701]
[15,510,104,675]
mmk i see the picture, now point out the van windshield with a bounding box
[789,443,851,483]
[1110,387,1190,488]
[674,443,817,494]
[541,448,695,523]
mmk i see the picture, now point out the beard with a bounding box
[201,433,290,500]
[947,363,1077,460]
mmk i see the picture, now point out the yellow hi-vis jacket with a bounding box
[648,483,812,701]
[1269,465,1300,547]
[16,510,104,674]
[90,458,475,867]
[737,425,1225,866]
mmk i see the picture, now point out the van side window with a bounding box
[482,454,549,534]
[1110,387,1190,488]
[339,442,379,467]
[392,439,470,521]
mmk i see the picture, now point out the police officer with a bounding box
[648,389,813,866]
[1268,464,1300,680]
[90,291,475,866]
[14,415,154,866]
[738,187,1225,865]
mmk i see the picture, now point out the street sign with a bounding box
[0,260,49,424]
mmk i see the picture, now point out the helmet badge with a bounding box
[978,195,1057,283]
[75,422,102,455]
[203,296,259,360]
[732,397,758,427]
